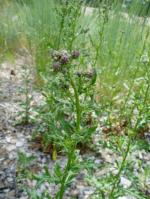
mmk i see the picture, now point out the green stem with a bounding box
[68,9,80,51]
[121,64,140,112]
[57,74,81,198]
[24,72,30,124]
[58,150,73,199]
[70,76,81,132]
[57,19,64,49]
[109,81,150,198]
[109,138,131,198]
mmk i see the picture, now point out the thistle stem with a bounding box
[58,150,73,199]
[70,76,81,132]
[57,74,81,199]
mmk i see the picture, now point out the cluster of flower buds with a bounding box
[75,68,97,86]
[51,49,80,72]
[71,50,80,59]
[75,68,96,79]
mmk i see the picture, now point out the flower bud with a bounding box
[51,50,61,61]
[72,50,80,59]
[52,62,61,72]
[60,54,69,64]
[85,68,96,79]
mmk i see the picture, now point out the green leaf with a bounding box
[54,163,62,178]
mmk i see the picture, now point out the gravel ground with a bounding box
[0,57,150,199]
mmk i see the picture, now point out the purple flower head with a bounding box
[52,62,61,72]
[60,54,69,65]
[71,50,80,59]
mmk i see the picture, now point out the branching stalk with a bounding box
[57,73,81,199]
[109,81,150,198]
[70,76,81,132]
[57,149,74,199]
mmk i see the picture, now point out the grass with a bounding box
[88,3,150,104]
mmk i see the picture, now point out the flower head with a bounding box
[85,68,96,79]
[60,54,69,65]
[71,50,80,59]
[51,50,61,61]
[52,62,61,72]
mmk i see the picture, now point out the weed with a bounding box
[18,49,98,198]
[16,66,33,125]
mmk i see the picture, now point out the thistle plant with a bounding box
[17,66,33,125]
[37,48,98,154]
[28,48,98,198]
[108,70,150,198]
